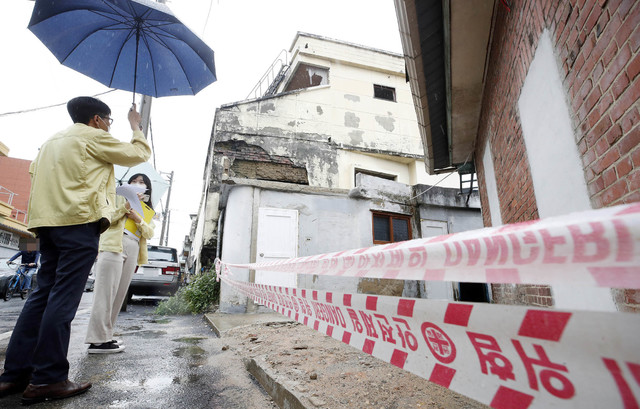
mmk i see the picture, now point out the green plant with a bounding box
[155,288,191,315]
[155,269,220,315]
[183,270,220,313]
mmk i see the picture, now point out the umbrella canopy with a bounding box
[28,0,217,98]
[114,162,169,208]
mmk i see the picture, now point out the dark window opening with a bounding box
[373,84,396,102]
[458,283,490,303]
[284,63,329,92]
[372,211,411,244]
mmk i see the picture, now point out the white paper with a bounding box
[115,184,145,216]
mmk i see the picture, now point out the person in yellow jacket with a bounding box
[85,173,155,353]
[0,96,150,405]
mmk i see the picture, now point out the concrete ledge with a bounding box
[244,357,307,409]
[204,312,293,337]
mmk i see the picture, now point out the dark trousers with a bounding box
[0,222,99,384]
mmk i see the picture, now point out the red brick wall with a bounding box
[0,157,32,221]
[476,0,639,308]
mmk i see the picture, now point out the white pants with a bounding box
[85,234,139,344]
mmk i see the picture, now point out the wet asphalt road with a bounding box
[0,293,278,408]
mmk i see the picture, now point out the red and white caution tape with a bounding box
[220,203,640,289]
[221,277,640,409]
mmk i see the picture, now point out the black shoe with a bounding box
[87,342,125,354]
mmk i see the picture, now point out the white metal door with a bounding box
[420,219,448,238]
[419,219,454,300]
[255,208,298,287]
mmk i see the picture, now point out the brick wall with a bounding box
[0,156,32,220]
[476,0,639,308]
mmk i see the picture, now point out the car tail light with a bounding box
[161,266,179,275]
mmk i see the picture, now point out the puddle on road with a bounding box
[128,329,168,338]
[148,318,171,324]
[172,337,206,344]
[144,375,174,391]
[172,345,205,358]
[111,375,176,392]
[172,373,203,384]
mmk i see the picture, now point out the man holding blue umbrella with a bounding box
[0,97,151,405]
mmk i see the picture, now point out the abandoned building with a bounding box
[188,32,484,313]
[394,0,639,311]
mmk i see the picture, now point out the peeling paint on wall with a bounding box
[344,112,360,128]
[260,102,276,113]
[375,115,395,132]
[344,94,360,102]
[349,130,364,145]
[222,114,241,127]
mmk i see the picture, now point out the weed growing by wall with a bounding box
[156,270,220,315]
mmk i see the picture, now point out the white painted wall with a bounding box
[518,30,592,218]
[482,140,502,226]
[221,33,436,189]
[335,151,460,189]
[219,186,254,313]
[518,29,614,311]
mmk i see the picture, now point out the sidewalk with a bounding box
[204,311,489,409]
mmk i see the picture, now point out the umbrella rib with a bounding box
[139,33,163,97]
[58,20,130,64]
[109,29,138,88]
[140,27,197,95]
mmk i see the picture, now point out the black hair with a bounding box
[128,173,153,210]
[67,96,111,124]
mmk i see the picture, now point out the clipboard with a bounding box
[124,201,155,238]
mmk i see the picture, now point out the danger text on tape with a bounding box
[222,277,640,409]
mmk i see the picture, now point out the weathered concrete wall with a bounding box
[211,32,452,191]
[217,175,484,308]
[219,186,254,313]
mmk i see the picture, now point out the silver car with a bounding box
[125,245,181,305]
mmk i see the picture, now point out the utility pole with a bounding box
[159,170,174,246]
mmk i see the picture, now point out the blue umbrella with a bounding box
[28,0,217,100]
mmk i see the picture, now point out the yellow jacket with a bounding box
[100,195,155,265]
[27,123,151,232]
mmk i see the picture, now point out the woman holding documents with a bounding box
[85,173,155,354]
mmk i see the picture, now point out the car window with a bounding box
[147,247,177,263]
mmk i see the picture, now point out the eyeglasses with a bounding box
[101,116,114,126]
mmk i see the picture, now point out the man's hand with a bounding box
[128,103,142,132]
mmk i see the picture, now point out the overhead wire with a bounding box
[201,0,215,36]
[0,89,117,118]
